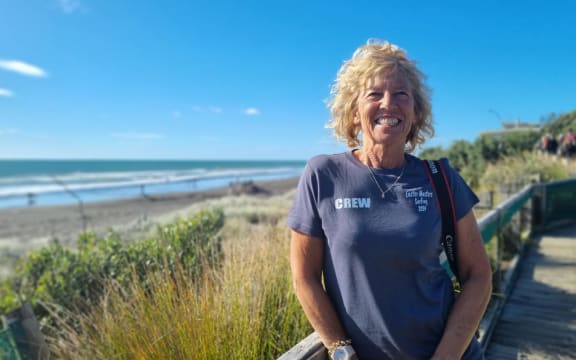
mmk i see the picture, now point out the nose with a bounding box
[379,91,395,109]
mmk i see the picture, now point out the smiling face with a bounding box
[354,70,416,151]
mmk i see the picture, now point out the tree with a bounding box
[474,134,501,162]
[500,131,540,155]
[446,140,474,171]
[418,146,446,160]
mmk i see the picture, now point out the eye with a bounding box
[366,91,382,99]
[395,91,410,100]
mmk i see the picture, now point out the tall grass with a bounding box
[479,151,570,193]
[49,194,311,359]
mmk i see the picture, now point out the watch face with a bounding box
[333,347,348,360]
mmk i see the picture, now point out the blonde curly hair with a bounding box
[326,39,434,153]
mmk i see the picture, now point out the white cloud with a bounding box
[56,0,83,14]
[110,132,164,140]
[0,88,13,97]
[0,60,47,77]
[192,105,224,114]
[0,128,18,135]
[244,107,260,116]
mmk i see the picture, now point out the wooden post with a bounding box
[3,303,49,360]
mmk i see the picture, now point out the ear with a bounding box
[406,125,416,142]
[353,112,361,126]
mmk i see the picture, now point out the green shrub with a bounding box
[480,152,569,192]
[0,208,224,331]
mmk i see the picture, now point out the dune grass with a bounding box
[48,192,311,359]
[479,152,571,193]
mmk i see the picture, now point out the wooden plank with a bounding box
[494,321,576,344]
[277,332,327,360]
[500,306,576,324]
[485,224,576,358]
[491,329,574,354]
[488,339,576,359]
[485,343,522,359]
[511,282,576,298]
[500,303,576,323]
[510,289,575,303]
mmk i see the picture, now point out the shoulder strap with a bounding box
[422,159,460,285]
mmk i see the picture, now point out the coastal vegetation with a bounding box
[0,209,224,325]
[0,111,575,358]
[0,192,311,359]
[419,109,576,190]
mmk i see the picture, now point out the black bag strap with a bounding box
[422,159,460,285]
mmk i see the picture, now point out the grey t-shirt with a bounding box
[287,151,483,360]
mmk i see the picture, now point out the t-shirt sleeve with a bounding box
[440,158,479,220]
[286,161,325,239]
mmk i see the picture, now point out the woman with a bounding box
[287,40,492,360]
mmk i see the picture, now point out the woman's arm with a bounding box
[290,229,358,358]
[431,210,493,360]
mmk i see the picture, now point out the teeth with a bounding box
[376,118,400,126]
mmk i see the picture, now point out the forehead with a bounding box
[364,70,411,89]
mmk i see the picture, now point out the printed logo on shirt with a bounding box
[334,197,371,209]
[405,189,433,212]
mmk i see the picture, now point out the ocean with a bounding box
[0,159,305,209]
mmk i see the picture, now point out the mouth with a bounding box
[375,117,402,127]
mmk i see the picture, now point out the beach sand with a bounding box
[0,178,299,271]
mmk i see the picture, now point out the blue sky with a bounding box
[1,0,575,160]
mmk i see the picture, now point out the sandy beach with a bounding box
[0,177,299,267]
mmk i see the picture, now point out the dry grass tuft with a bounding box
[49,191,311,359]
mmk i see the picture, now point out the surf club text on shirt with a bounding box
[406,189,433,212]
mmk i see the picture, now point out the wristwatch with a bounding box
[331,345,356,360]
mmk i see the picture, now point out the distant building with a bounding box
[480,119,540,139]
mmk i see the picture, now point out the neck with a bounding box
[359,147,405,169]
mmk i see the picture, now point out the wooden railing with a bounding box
[278,178,576,360]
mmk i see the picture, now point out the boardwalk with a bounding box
[486,224,576,359]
